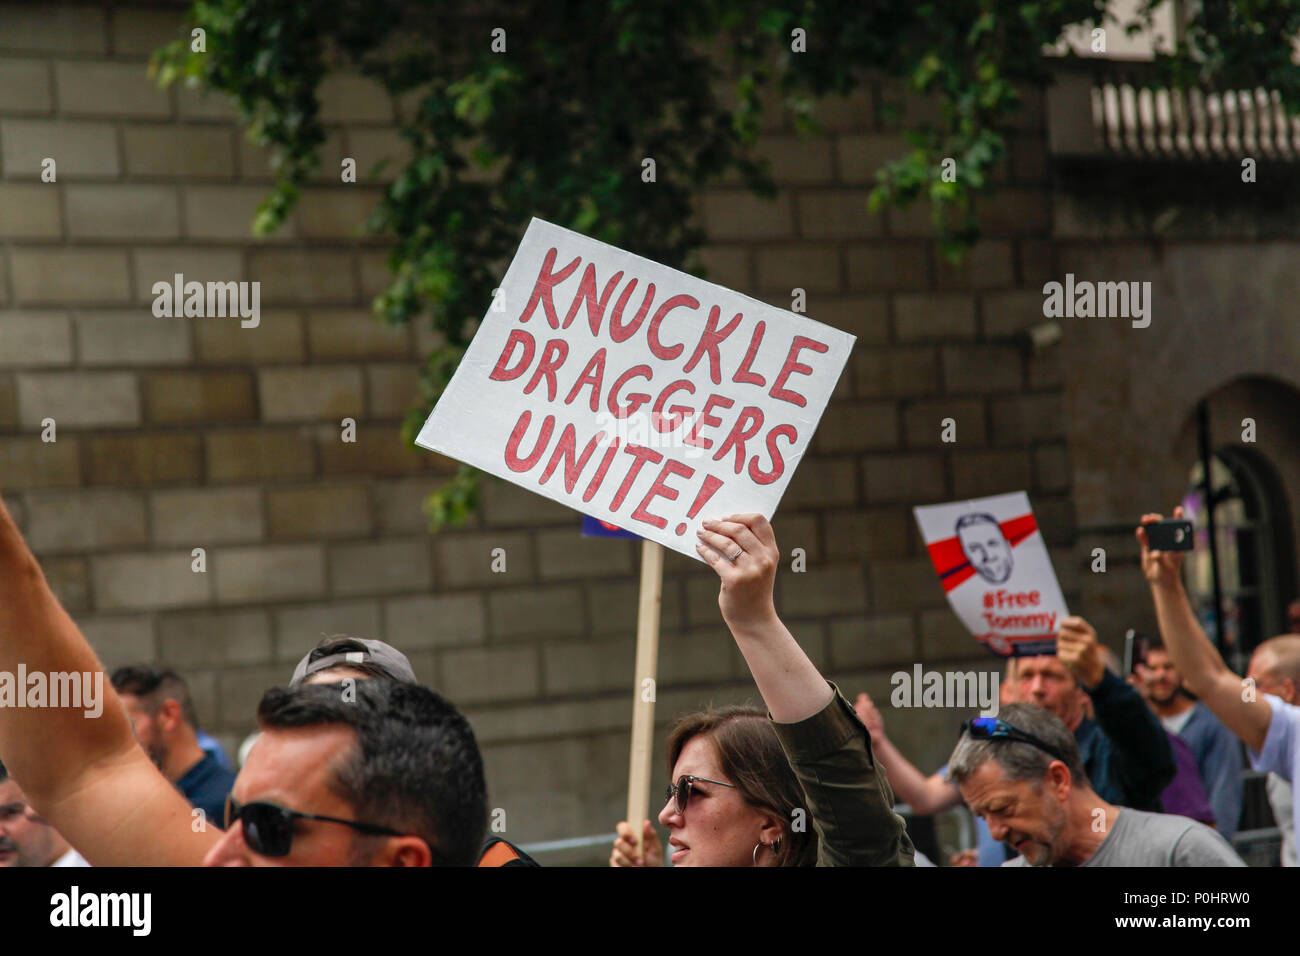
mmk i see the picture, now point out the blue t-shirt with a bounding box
[1073,670,1175,812]
[1248,694,1300,837]
[1177,702,1244,839]
[176,751,237,825]
[196,729,232,771]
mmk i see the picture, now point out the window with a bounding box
[1182,448,1295,671]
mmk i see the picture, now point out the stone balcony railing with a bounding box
[1047,57,1300,161]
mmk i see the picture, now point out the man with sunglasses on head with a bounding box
[948,703,1244,866]
[0,490,487,866]
[852,618,1176,866]
[1011,618,1176,812]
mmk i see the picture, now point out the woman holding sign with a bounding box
[610,515,915,867]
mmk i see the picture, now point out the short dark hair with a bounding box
[956,512,1001,533]
[256,680,487,867]
[110,665,199,728]
[948,703,1090,789]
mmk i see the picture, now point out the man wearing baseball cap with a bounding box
[285,635,539,867]
[0,486,499,868]
[289,636,421,687]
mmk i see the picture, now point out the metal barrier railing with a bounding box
[518,833,617,856]
[519,807,1282,866]
[519,831,670,866]
[518,805,978,866]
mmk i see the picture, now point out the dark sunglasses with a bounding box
[664,774,737,815]
[225,795,405,858]
[962,716,1070,765]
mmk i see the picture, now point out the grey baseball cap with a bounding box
[289,637,418,687]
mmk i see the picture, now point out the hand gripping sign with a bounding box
[418,218,854,857]
[415,218,855,559]
[913,492,1067,658]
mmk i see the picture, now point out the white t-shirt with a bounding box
[1248,694,1300,847]
[1161,708,1195,735]
[1266,773,1295,866]
[50,848,90,867]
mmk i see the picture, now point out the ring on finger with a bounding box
[727,548,744,563]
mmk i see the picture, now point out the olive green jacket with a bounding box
[771,681,916,867]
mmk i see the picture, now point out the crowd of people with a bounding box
[0,487,1294,868]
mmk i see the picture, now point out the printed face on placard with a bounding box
[957,513,1014,584]
[915,492,1068,659]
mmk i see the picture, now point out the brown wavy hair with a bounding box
[666,705,818,867]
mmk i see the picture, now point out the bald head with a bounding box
[1249,635,1300,704]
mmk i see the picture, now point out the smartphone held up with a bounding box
[1142,518,1194,552]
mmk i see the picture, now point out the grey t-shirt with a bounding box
[1002,808,1246,866]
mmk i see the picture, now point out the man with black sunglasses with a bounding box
[0,491,488,866]
[204,680,487,866]
[948,703,1244,866]
[283,634,539,867]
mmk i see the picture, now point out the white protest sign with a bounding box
[416,217,855,559]
[913,491,1067,658]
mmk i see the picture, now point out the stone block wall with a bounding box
[0,2,1077,858]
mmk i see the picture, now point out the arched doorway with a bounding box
[1182,444,1296,672]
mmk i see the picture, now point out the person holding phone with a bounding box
[1140,505,1300,862]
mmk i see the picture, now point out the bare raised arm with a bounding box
[0,493,217,864]
[695,514,831,721]
[1138,507,1272,752]
[698,514,916,866]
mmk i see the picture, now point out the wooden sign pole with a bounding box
[625,538,664,861]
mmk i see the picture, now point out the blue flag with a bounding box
[581,515,640,539]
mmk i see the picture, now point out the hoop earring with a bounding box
[752,840,776,866]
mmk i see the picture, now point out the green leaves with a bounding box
[914,53,944,90]
[423,464,481,530]
[572,195,601,234]
[757,9,792,35]
[250,181,302,236]
[155,0,1300,527]
[448,77,493,126]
